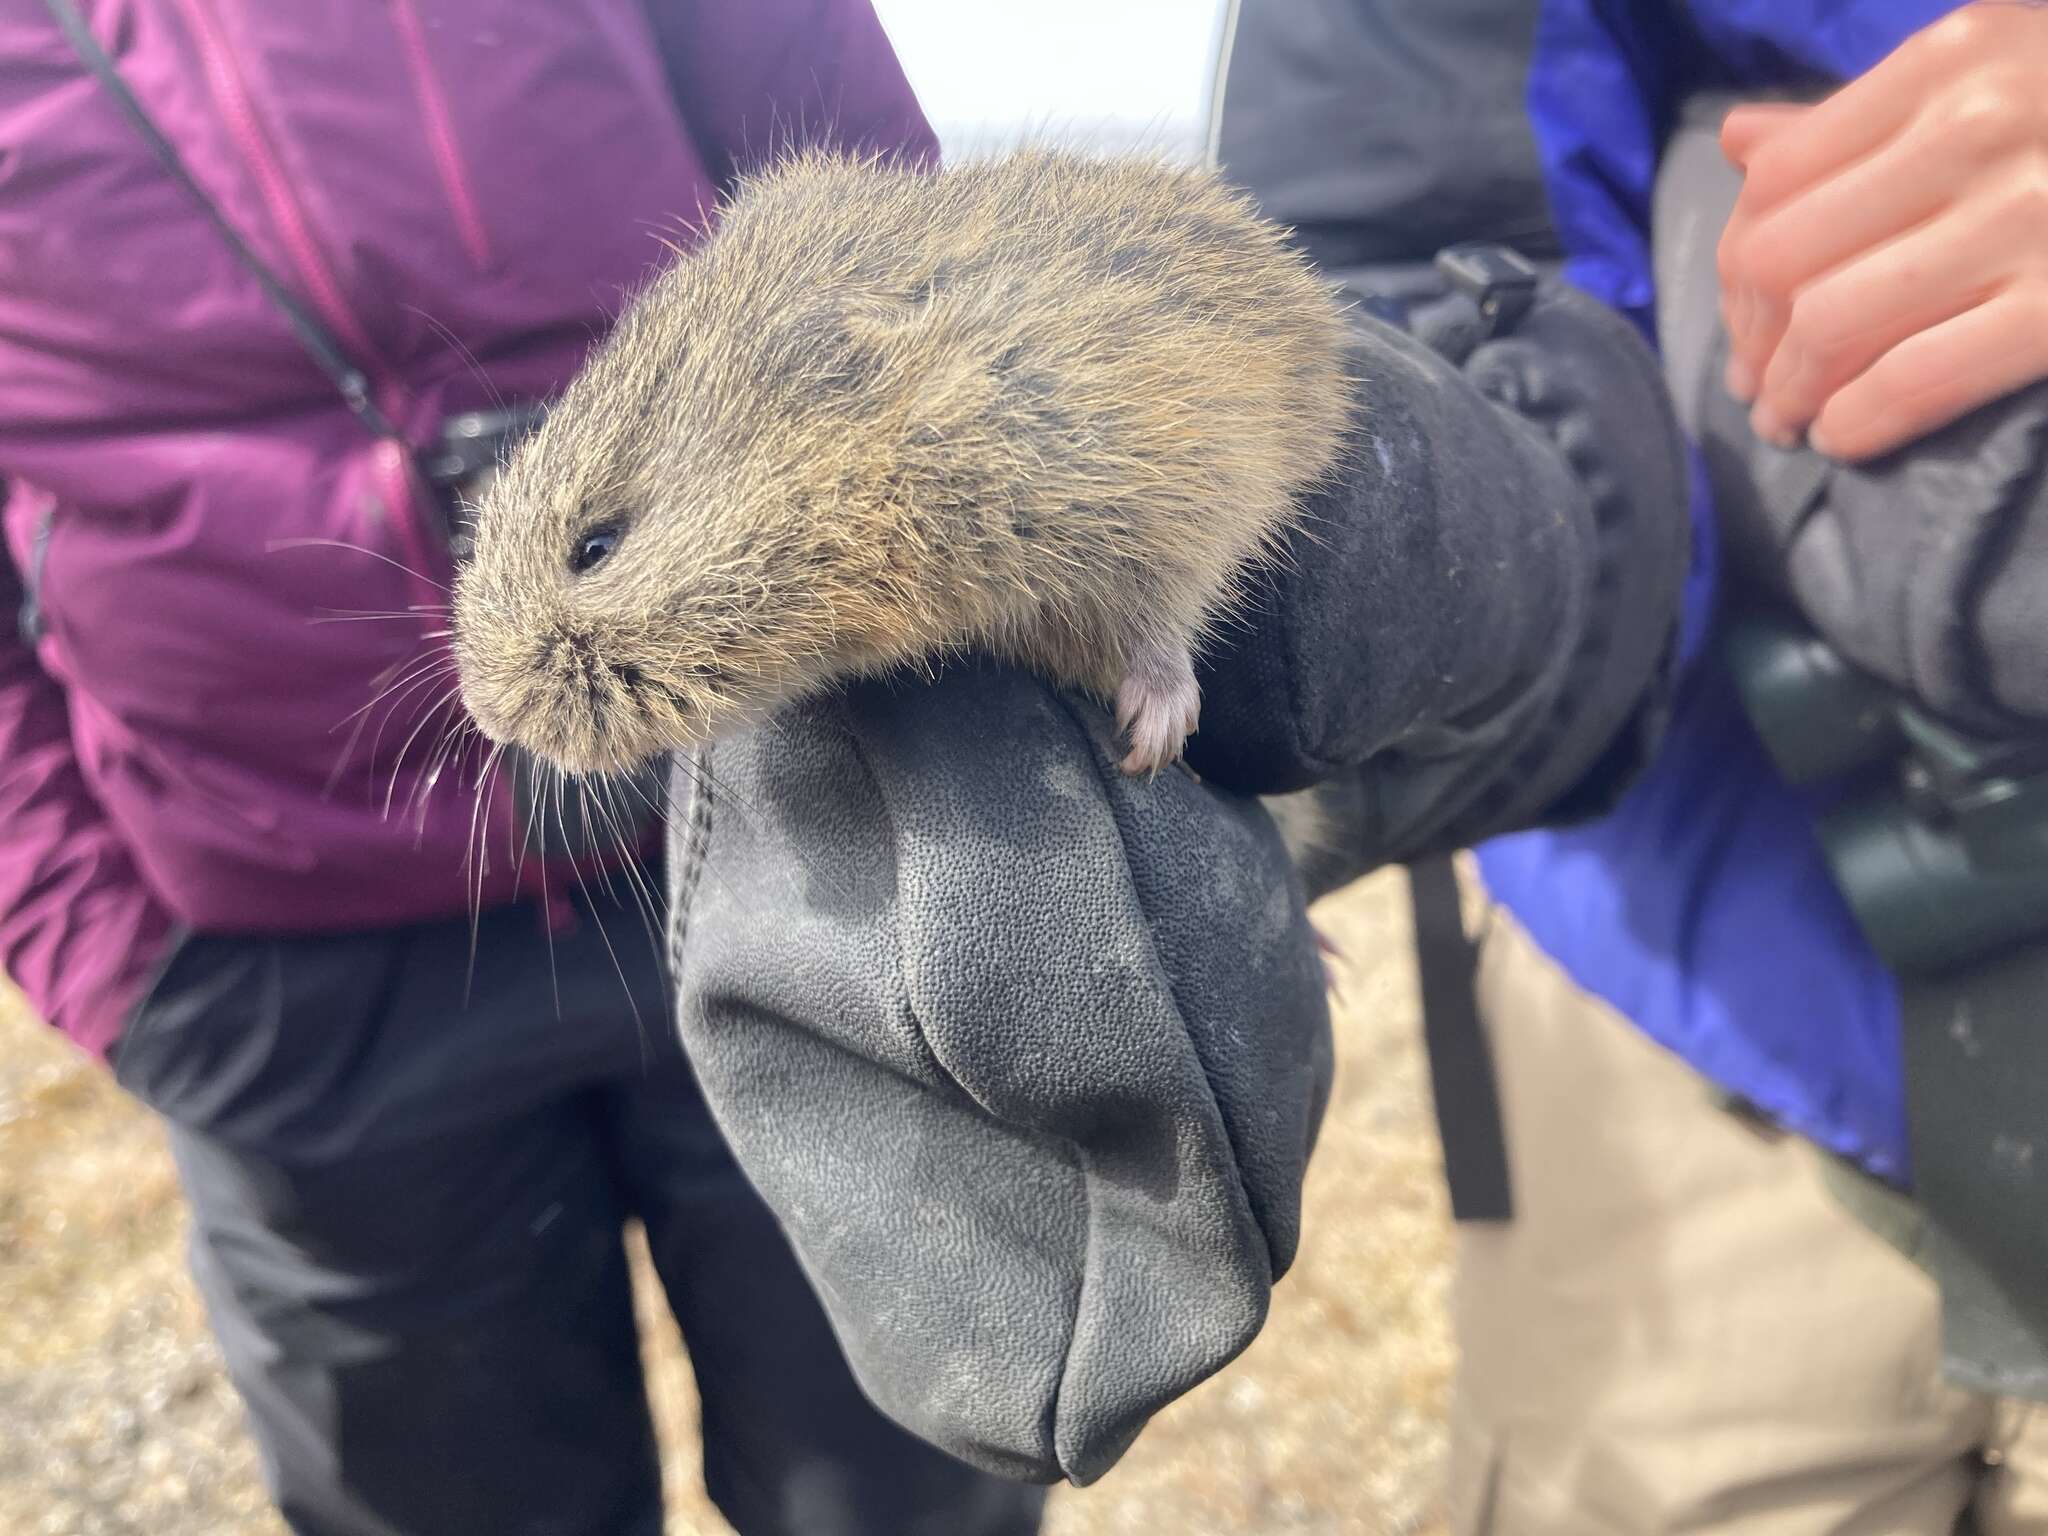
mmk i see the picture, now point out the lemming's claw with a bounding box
[1114,642,1200,778]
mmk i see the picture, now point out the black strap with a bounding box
[1397,249,1532,1226]
[1408,854,1513,1222]
[42,0,400,442]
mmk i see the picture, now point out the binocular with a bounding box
[1724,611,2048,974]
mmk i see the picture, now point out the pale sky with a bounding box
[869,1,1228,160]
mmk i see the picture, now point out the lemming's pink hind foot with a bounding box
[1115,641,1201,776]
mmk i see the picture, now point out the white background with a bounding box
[868,1,1230,161]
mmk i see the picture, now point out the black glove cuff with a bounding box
[1188,262,1689,859]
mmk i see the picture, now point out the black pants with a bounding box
[110,879,1046,1536]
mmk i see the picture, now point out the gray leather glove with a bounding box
[664,661,1331,1486]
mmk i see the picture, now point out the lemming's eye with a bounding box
[571,523,623,575]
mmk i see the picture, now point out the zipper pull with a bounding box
[17,507,52,645]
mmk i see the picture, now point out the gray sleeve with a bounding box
[1209,0,1560,279]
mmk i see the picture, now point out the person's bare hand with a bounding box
[1715,2,2048,461]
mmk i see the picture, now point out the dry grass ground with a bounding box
[0,869,1452,1536]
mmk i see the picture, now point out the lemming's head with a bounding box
[449,239,927,777]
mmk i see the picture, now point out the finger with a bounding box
[1720,102,1812,167]
[1728,283,1790,408]
[1719,86,1919,390]
[1723,112,1958,322]
[1732,15,1956,222]
[1715,223,1750,388]
[1748,197,2012,442]
[1716,214,1767,398]
[1809,288,2048,461]
[1726,351,1757,405]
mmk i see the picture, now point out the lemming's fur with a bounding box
[452,147,1353,777]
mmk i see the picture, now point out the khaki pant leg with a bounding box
[1447,907,1993,1536]
[1977,1402,2048,1535]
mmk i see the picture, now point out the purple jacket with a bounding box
[0,0,935,1056]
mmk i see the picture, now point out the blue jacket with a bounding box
[1478,0,1958,1184]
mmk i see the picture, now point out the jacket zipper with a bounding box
[174,0,382,367]
[172,0,441,590]
[388,0,494,272]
